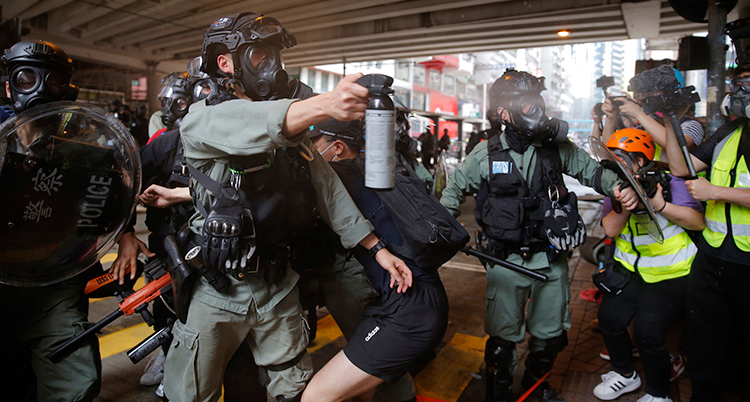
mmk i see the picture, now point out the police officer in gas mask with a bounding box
[0,40,100,402]
[2,40,77,115]
[440,69,636,402]
[159,12,409,402]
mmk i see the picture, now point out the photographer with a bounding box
[663,63,750,402]
[602,66,703,163]
[593,129,703,402]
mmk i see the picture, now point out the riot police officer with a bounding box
[160,12,410,402]
[0,40,100,402]
[440,69,636,402]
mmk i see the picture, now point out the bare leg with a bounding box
[301,351,383,402]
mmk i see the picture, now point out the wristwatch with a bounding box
[368,238,388,257]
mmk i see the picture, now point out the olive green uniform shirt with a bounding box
[180,98,374,316]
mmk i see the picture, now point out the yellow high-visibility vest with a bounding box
[615,212,695,283]
[704,126,750,251]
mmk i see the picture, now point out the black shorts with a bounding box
[343,280,449,382]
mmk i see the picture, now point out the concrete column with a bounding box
[146,63,161,116]
[707,2,728,136]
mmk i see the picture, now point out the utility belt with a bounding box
[162,227,291,323]
[484,237,550,260]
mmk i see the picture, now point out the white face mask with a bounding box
[319,141,335,156]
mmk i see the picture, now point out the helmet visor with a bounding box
[157,86,173,102]
[513,75,546,93]
[244,16,284,41]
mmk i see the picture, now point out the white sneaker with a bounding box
[140,350,166,386]
[155,381,165,398]
[637,394,672,402]
[593,371,642,400]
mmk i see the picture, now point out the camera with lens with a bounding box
[641,85,701,115]
[594,76,616,117]
[637,169,672,203]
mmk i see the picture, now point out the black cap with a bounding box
[308,118,364,143]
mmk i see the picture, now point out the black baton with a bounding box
[462,247,549,282]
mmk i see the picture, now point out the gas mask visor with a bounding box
[238,43,288,100]
[507,94,546,137]
[9,66,75,113]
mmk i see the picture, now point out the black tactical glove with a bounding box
[202,196,243,272]
[544,191,587,252]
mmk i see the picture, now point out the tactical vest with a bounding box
[228,146,318,256]
[475,135,565,249]
[703,124,750,252]
[615,209,696,283]
[143,132,193,257]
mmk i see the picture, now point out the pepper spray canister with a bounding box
[356,74,396,189]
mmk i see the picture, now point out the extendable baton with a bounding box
[462,247,548,282]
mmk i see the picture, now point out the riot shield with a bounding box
[588,137,664,244]
[0,101,140,286]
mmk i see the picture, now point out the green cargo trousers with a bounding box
[163,286,312,402]
[484,257,571,373]
[0,275,101,402]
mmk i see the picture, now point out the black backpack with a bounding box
[341,156,470,270]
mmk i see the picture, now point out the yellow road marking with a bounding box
[101,253,117,264]
[98,322,154,359]
[307,314,343,354]
[415,333,488,402]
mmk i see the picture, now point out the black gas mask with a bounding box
[200,13,301,101]
[158,72,193,129]
[2,41,78,114]
[503,94,568,143]
[236,43,288,101]
[490,68,568,144]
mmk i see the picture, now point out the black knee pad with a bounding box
[525,332,568,380]
[543,331,568,355]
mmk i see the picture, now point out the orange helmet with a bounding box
[606,128,655,161]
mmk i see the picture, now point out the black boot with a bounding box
[485,337,515,402]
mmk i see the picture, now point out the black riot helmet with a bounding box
[1,40,78,114]
[158,72,194,129]
[489,68,568,143]
[200,12,297,101]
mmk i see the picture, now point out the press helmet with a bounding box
[606,128,656,162]
[1,40,78,113]
[199,12,296,101]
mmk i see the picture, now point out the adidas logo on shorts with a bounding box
[365,326,380,342]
